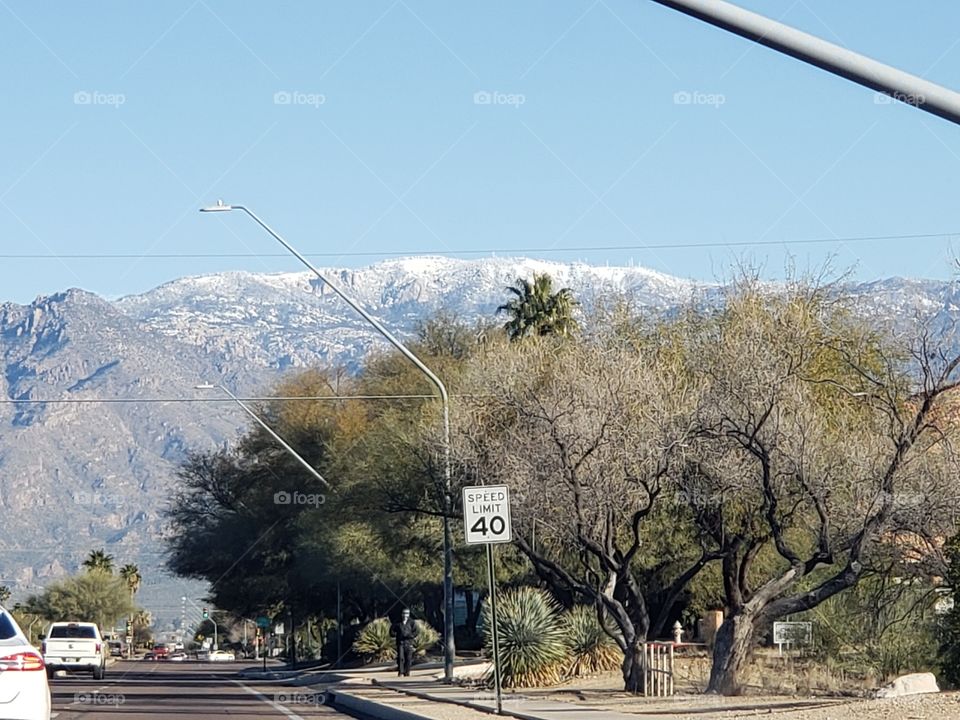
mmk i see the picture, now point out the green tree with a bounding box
[82,549,115,574]
[497,273,578,341]
[940,534,960,687]
[0,585,11,606]
[26,571,134,630]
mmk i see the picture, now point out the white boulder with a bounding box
[874,672,940,699]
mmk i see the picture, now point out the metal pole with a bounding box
[485,543,503,715]
[213,385,329,489]
[201,203,456,682]
[649,0,960,127]
[336,582,342,668]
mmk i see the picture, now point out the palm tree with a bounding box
[119,564,142,601]
[82,549,115,574]
[497,273,579,341]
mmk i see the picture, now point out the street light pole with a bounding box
[200,202,457,681]
[196,383,329,489]
[648,0,960,127]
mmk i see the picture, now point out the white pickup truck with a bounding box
[41,622,107,679]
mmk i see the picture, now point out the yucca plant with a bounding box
[483,587,569,687]
[352,618,440,663]
[413,620,440,657]
[563,605,623,677]
[352,618,393,662]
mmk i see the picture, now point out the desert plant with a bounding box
[563,605,623,677]
[352,618,393,662]
[353,618,440,663]
[413,620,440,657]
[484,587,568,687]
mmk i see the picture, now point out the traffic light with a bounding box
[125,620,132,635]
[202,608,208,619]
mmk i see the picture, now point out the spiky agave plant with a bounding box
[352,618,393,662]
[484,587,569,687]
[413,620,440,657]
[563,605,623,677]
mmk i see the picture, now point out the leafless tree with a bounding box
[676,281,960,694]
[455,333,710,692]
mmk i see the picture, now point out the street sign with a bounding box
[773,621,812,655]
[773,621,812,646]
[256,616,270,629]
[462,485,512,545]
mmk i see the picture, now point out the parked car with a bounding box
[41,621,106,679]
[0,605,51,720]
[208,649,235,662]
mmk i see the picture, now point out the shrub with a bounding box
[563,605,622,677]
[352,618,440,663]
[484,587,568,687]
[413,620,440,657]
[352,618,393,662]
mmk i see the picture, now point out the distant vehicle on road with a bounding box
[108,639,126,657]
[208,649,235,662]
[148,644,170,661]
[169,651,188,662]
[0,605,51,720]
[41,621,106,679]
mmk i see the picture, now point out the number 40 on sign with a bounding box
[462,485,512,544]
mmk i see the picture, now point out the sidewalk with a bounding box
[324,665,668,720]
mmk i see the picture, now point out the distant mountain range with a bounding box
[1,256,958,627]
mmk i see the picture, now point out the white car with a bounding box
[0,605,51,720]
[208,650,235,662]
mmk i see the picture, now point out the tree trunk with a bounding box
[707,613,756,695]
[621,639,646,694]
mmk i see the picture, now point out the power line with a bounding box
[0,230,957,260]
[0,394,434,405]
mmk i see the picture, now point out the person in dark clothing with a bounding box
[390,608,418,676]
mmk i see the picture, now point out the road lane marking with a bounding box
[231,679,306,719]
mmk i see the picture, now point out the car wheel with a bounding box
[93,664,105,680]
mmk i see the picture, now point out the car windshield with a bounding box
[49,625,97,639]
[0,612,18,640]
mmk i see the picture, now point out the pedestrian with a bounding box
[390,608,418,677]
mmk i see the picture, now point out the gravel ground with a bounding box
[546,688,960,720]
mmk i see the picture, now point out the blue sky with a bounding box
[2,1,960,304]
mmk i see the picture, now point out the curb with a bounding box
[372,680,543,720]
[328,687,434,720]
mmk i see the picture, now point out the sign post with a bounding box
[462,485,512,716]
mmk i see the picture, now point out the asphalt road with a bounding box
[49,660,354,719]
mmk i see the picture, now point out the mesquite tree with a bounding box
[456,334,710,693]
[676,282,960,694]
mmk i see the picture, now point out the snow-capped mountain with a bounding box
[0,256,957,625]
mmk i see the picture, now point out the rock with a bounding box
[875,672,940,699]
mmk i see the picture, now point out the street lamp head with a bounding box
[199,200,233,213]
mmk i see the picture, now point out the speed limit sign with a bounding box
[462,485,512,544]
